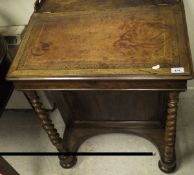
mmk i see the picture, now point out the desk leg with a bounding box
[159,91,179,173]
[24,91,77,168]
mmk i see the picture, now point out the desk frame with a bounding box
[20,79,184,173]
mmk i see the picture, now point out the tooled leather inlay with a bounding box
[20,9,178,70]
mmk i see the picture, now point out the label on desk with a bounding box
[171,67,184,74]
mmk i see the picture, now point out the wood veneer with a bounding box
[6,0,193,173]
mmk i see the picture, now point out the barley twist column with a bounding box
[24,91,77,168]
[159,91,179,173]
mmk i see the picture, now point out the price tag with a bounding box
[171,67,184,74]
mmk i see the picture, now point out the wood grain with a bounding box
[39,0,180,13]
[5,0,193,173]
[54,91,167,122]
[24,91,64,151]
[159,91,179,173]
[7,1,193,81]
[24,91,77,168]
[14,80,187,90]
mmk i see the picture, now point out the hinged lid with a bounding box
[7,0,193,81]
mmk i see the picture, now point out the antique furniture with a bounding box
[6,0,193,173]
[0,35,18,175]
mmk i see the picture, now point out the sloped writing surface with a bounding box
[7,3,192,80]
[19,7,178,70]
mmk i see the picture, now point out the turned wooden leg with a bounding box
[159,91,179,173]
[24,91,77,168]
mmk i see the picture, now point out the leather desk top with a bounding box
[6,0,193,90]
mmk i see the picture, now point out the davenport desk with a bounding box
[6,0,193,173]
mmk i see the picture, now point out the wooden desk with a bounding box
[6,0,193,173]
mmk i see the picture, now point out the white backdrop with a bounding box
[0,0,34,26]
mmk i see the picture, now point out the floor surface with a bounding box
[0,97,194,175]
